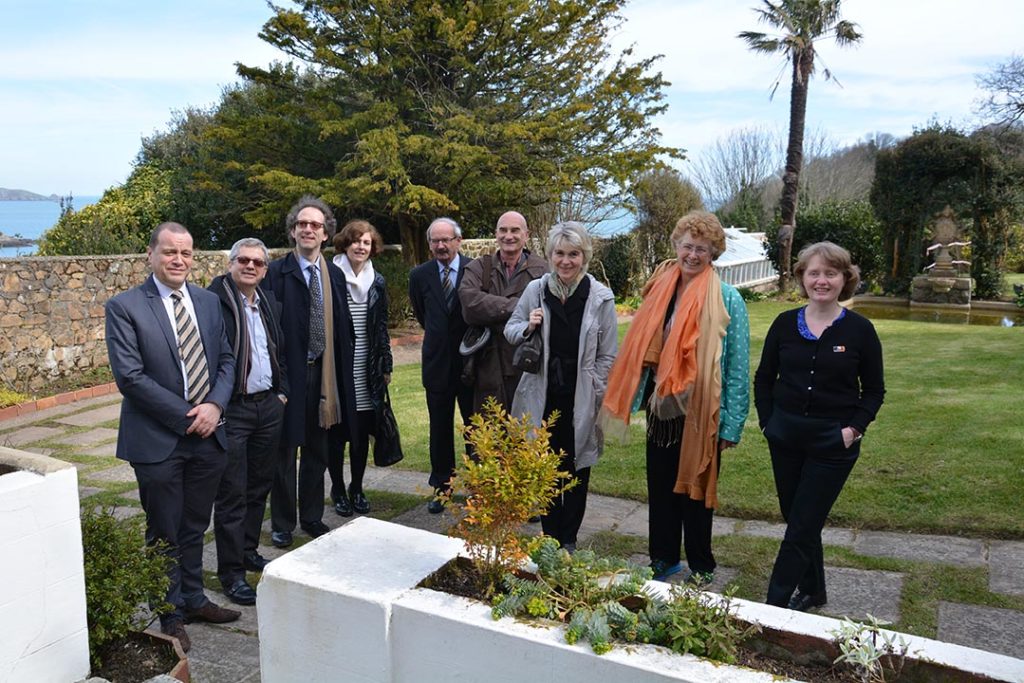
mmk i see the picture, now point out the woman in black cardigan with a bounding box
[754,242,885,611]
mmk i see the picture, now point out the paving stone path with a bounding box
[4,379,1023,682]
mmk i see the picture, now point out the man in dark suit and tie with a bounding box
[262,195,358,547]
[208,238,289,606]
[408,217,474,513]
[105,222,240,653]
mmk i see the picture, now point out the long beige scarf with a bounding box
[673,271,729,508]
[314,254,342,429]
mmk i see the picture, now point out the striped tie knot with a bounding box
[171,290,210,405]
[442,265,454,310]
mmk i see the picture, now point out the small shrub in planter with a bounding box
[81,506,173,670]
[439,397,575,595]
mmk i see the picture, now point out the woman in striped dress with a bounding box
[331,220,393,515]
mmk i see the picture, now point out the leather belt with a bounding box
[237,389,273,402]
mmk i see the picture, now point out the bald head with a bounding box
[496,211,527,231]
[495,211,529,263]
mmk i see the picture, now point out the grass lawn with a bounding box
[1004,272,1024,298]
[388,301,1024,539]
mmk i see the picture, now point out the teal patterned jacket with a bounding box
[630,281,750,444]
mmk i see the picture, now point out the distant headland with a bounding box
[0,188,59,201]
[0,232,35,248]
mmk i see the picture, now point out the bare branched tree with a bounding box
[976,55,1024,125]
[690,126,783,210]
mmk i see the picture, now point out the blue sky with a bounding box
[2,0,1021,196]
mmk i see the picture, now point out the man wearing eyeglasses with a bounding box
[262,196,358,548]
[208,238,288,605]
[409,217,475,513]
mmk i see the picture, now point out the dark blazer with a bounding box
[208,274,289,399]
[105,275,235,463]
[408,256,469,392]
[262,251,357,447]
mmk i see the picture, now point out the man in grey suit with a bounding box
[105,222,241,652]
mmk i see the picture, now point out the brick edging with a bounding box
[0,382,120,422]
[391,333,424,347]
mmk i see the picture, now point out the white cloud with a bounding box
[5,0,1024,194]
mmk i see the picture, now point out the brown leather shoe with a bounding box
[184,601,241,624]
[161,620,191,652]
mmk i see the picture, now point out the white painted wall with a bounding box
[258,517,1024,683]
[257,517,464,683]
[0,448,89,683]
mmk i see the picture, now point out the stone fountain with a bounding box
[911,205,972,307]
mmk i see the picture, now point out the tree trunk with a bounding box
[777,49,814,290]
[398,213,428,266]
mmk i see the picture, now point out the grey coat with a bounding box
[504,274,618,470]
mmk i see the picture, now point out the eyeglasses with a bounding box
[677,243,711,257]
[234,256,267,268]
[295,220,325,231]
[429,237,458,245]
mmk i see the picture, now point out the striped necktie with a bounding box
[442,265,454,310]
[171,290,210,404]
[308,264,326,359]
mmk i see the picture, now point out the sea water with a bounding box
[0,196,100,259]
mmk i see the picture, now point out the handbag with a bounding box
[512,330,543,373]
[373,389,404,467]
[512,283,544,374]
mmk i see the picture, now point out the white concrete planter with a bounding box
[0,447,89,683]
[258,518,1024,683]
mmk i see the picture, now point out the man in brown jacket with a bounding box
[458,210,548,413]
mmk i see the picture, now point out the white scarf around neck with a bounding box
[334,253,375,303]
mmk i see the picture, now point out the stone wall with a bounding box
[0,241,520,393]
[0,251,232,392]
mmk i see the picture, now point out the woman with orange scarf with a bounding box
[602,211,749,583]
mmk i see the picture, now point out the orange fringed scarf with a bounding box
[600,260,729,508]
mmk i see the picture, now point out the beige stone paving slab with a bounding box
[578,494,642,541]
[989,541,1024,597]
[855,530,986,567]
[186,622,261,683]
[737,519,787,540]
[817,566,903,624]
[937,601,1024,659]
[77,442,118,458]
[83,462,137,484]
[736,520,856,547]
[56,402,123,427]
[90,504,144,521]
[0,425,64,447]
[51,427,119,446]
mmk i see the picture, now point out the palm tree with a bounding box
[739,0,862,288]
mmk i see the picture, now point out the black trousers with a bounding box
[426,383,474,490]
[327,409,376,499]
[540,394,590,547]
[271,360,331,531]
[764,408,860,607]
[132,433,226,624]
[646,434,717,574]
[215,391,284,586]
